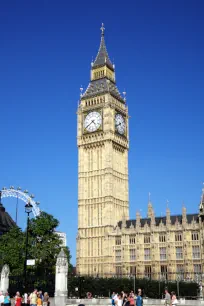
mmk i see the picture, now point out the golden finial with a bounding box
[100,23,105,36]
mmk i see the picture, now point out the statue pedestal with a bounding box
[54,249,68,306]
[55,294,67,306]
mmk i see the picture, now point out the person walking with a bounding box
[3,292,10,306]
[0,291,4,306]
[136,291,143,306]
[164,288,171,306]
[42,293,49,306]
[129,293,135,306]
[23,293,28,306]
[15,292,22,306]
[115,294,123,306]
[122,293,128,306]
[29,290,37,306]
[37,294,42,306]
[111,292,116,306]
[171,291,178,305]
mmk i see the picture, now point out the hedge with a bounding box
[68,276,199,299]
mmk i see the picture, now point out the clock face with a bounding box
[115,113,125,135]
[84,111,102,133]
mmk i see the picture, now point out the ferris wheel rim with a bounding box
[1,188,41,217]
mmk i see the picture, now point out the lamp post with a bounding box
[24,201,33,291]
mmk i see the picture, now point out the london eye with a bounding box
[1,186,41,224]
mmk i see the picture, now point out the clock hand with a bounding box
[116,122,121,127]
[85,120,94,129]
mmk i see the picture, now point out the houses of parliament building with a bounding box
[76,24,204,280]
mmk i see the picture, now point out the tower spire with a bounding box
[92,23,114,71]
[82,24,125,103]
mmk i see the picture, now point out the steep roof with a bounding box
[82,78,124,102]
[0,203,16,234]
[117,213,199,229]
[92,24,114,71]
[81,24,124,103]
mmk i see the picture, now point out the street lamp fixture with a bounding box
[24,201,33,291]
[25,202,33,214]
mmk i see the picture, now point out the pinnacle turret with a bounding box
[199,183,204,214]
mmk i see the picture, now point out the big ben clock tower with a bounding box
[76,24,129,276]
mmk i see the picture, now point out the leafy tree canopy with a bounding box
[0,226,24,274]
[0,211,72,275]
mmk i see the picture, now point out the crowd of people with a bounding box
[0,289,50,306]
[111,289,143,306]
[164,288,179,306]
[111,288,179,306]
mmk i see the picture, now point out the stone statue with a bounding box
[0,265,10,293]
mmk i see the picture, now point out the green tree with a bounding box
[0,226,24,274]
[28,212,71,274]
[0,212,72,276]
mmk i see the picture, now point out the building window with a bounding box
[129,236,136,244]
[176,247,183,259]
[144,235,150,244]
[144,248,151,260]
[160,247,167,260]
[115,249,121,262]
[177,265,184,279]
[130,249,136,261]
[192,232,199,241]
[115,237,121,245]
[194,264,201,274]
[175,233,182,242]
[161,266,168,279]
[116,266,122,275]
[159,234,166,243]
[130,266,136,275]
[145,266,151,278]
[192,246,200,259]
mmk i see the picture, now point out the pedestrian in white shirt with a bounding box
[115,294,123,306]
[0,291,5,305]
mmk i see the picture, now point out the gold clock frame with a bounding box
[114,110,127,137]
[83,109,103,134]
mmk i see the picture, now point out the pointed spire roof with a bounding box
[81,24,125,103]
[202,184,204,204]
[200,183,204,212]
[92,23,114,71]
[58,248,67,258]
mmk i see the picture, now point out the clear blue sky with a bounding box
[0,1,204,265]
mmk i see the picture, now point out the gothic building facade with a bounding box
[76,24,204,280]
